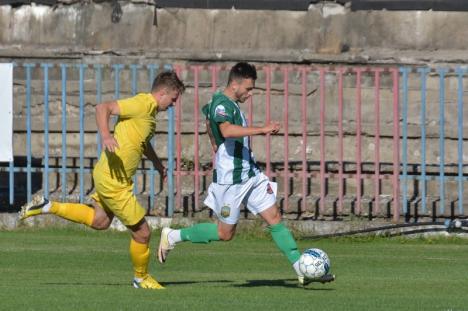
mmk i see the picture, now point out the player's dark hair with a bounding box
[151,71,185,93]
[227,62,257,85]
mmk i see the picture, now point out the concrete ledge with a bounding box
[2,212,467,239]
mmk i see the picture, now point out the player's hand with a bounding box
[102,135,119,153]
[262,122,281,134]
[158,167,168,183]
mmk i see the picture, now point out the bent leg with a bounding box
[260,205,301,265]
[49,201,96,227]
[179,222,221,243]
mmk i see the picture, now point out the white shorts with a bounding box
[203,173,278,225]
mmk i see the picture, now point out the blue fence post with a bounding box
[41,63,53,199]
[417,67,430,215]
[112,64,124,100]
[147,64,159,212]
[437,68,448,215]
[112,64,124,133]
[60,64,69,202]
[456,67,466,216]
[130,64,142,195]
[94,64,103,158]
[400,67,410,216]
[76,64,87,203]
[23,63,35,203]
[164,64,175,217]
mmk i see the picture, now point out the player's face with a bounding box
[158,88,180,111]
[233,78,255,103]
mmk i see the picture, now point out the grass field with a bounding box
[0,227,467,311]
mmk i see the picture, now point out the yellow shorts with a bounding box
[90,170,146,226]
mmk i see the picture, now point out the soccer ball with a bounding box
[298,248,331,279]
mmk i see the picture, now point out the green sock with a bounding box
[180,223,220,244]
[269,222,301,264]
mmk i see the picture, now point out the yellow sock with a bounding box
[130,239,150,279]
[49,202,95,227]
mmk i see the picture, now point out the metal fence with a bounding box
[1,62,467,222]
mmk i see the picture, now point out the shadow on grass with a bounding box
[43,280,234,287]
[234,279,335,290]
[43,282,129,287]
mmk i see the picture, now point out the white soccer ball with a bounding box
[298,248,331,279]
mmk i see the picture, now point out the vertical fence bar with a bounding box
[147,64,159,212]
[391,68,400,222]
[248,94,253,127]
[210,65,219,169]
[283,67,289,212]
[418,67,430,214]
[77,64,87,203]
[9,159,13,206]
[373,68,382,216]
[24,64,34,203]
[94,65,103,158]
[113,64,124,100]
[437,68,448,215]
[264,66,272,177]
[130,64,141,195]
[193,65,201,211]
[319,67,326,215]
[174,65,183,212]
[300,67,308,213]
[354,67,362,215]
[248,90,253,148]
[400,67,410,216]
[456,67,465,215]
[337,68,344,214]
[41,63,53,199]
[60,64,68,202]
[210,65,218,170]
[165,64,175,216]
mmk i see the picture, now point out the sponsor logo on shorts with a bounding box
[220,204,231,218]
[266,183,273,194]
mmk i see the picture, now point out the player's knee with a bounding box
[133,230,151,244]
[92,216,112,230]
[130,220,151,244]
[218,230,234,241]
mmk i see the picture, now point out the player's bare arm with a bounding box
[96,101,120,153]
[205,119,218,152]
[143,142,167,179]
[219,121,280,138]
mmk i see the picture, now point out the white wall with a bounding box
[0,63,13,162]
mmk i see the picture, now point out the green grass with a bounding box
[0,227,467,311]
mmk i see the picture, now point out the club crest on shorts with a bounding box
[220,204,231,218]
[266,183,273,194]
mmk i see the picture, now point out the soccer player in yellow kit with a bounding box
[19,71,185,290]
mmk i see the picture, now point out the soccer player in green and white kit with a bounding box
[157,62,335,286]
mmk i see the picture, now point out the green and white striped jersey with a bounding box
[202,92,260,185]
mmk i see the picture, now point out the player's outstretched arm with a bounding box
[96,101,120,153]
[219,121,280,138]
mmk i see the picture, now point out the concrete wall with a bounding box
[1,2,468,64]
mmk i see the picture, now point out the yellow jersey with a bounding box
[94,93,158,185]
